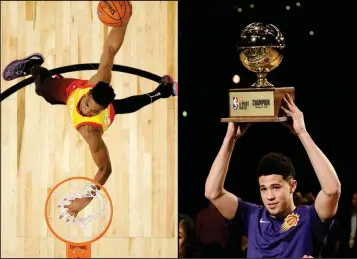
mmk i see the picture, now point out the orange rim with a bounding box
[44,176,113,245]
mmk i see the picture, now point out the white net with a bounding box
[46,179,112,243]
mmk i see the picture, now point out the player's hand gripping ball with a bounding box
[97,1,132,27]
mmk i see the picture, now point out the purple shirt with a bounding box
[233,198,334,258]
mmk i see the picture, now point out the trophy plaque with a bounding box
[221,22,295,123]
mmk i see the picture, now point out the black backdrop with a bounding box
[178,0,357,219]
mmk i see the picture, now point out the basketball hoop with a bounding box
[44,177,113,258]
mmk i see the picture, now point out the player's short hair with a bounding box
[179,214,198,257]
[90,81,116,108]
[257,152,295,180]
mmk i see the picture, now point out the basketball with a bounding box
[97,1,132,27]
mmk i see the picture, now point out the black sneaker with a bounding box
[2,53,45,81]
[159,74,178,97]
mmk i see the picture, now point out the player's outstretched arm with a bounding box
[112,75,177,114]
[87,13,132,85]
[281,94,341,221]
[298,131,341,220]
[78,125,112,186]
[205,122,251,220]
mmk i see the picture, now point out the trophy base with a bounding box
[221,116,288,123]
[223,86,295,123]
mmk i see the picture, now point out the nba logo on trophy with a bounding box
[233,97,244,110]
[233,97,238,110]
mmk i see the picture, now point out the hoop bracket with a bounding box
[66,242,91,258]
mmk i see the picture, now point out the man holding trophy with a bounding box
[205,23,341,258]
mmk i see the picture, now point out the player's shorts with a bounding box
[37,76,87,105]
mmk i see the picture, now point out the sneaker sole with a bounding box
[2,52,45,81]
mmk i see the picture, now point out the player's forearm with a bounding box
[93,167,112,186]
[298,131,341,195]
[105,25,128,54]
[205,136,236,199]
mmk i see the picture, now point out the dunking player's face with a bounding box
[80,93,105,117]
[259,174,296,218]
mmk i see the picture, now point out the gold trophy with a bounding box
[221,22,295,123]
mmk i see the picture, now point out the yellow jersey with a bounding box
[65,80,115,131]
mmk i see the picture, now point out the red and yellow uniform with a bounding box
[65,80,115,131]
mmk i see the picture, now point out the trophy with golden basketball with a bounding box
[221,22,295,123]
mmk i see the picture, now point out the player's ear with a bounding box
[290,180,297,193]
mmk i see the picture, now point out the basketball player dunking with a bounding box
[2,11,177,217]
[205,95,341,258]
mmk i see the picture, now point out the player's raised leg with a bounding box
[1,53,57,103]
[2,53,82,105]
[87,23,130,85]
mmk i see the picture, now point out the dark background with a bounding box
[178,0,357,219]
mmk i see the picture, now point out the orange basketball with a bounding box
[97,1,132,27]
